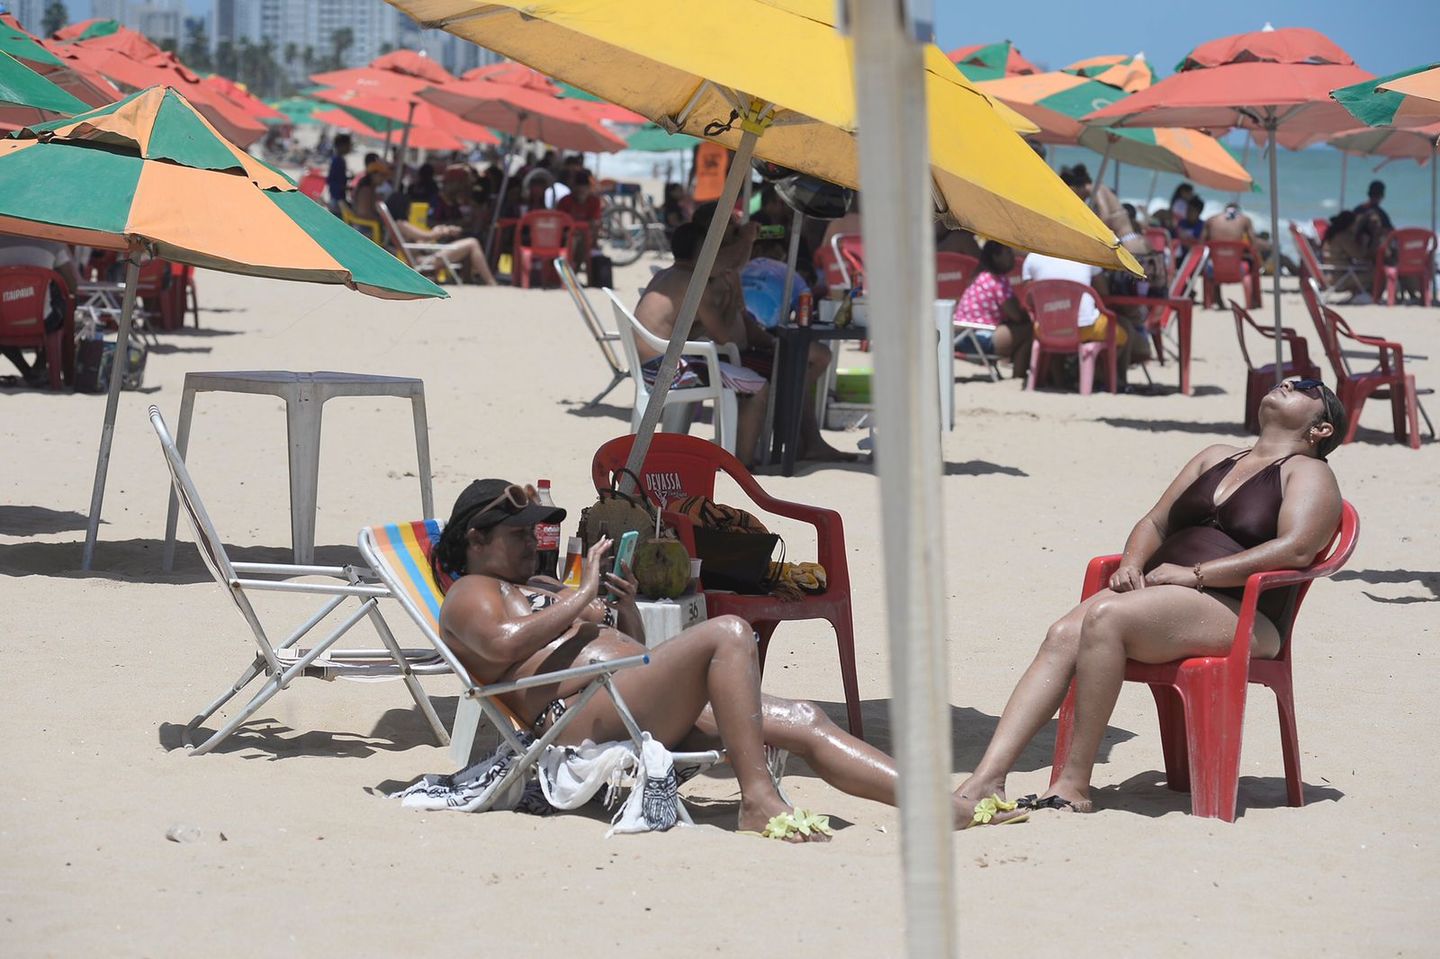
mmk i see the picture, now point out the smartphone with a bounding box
[607,530,639,599]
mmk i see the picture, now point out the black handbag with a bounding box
[691,527,781,594]
[587,254,614,289]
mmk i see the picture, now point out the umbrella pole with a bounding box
[1145,168,1159,210]
[81,257,141,571]
[484,127,519,261]
[1093,137,1114,204]
[622,122,762,484]
[1338,151,1347,209]
[1266,114,1283,383]
[1232,132,1252,204]
[852,2,954,955]
[759,207,806,464]
[392,101,415,192]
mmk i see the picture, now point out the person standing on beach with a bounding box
[326,134,352,214]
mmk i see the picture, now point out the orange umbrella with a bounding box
[62,24,162,60]
[312,86,499,147]
[202,74,285,123]
[309,65,431,98]
[370,49,454,84]
[312,106,385,139]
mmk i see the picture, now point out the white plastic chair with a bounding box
[150,405,452,756]
[603,288,740,454]
[555,256,627,407]
[378,204,463,283]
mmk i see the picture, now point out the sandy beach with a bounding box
[1,254,1436,957]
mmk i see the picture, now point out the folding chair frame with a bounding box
[379,205,463,284]
[150,406,451,756]
[556,256,627,407]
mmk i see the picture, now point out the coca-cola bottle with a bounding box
[533,479,561,578]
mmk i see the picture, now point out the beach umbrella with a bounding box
[52,18,122,42]
[312,106,386,139]
[626,122,699,152]
[978,70,1253,191]
[308,66,431,99]
[464,62,561,93]
[390,4,1136,953]
[947,40,1039,81]
[313,86,499,146]
[1376,66,1440,124]
[0,14,122,107]
[63,44,267,146]
[265,96,323,126]
[0,50,89,125]
[201,74,286,124]
[1332,67,1440,235]
[370,48,454,84]
[1085,25,1371,382]
[1063,53,1156,94]
[0,86,445,569]
[1333,63,1440,129]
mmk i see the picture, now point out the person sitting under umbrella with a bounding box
[430,479,940,840]
[354,161,496,285]
[953,379,1346,823]
[952,241,1033,380]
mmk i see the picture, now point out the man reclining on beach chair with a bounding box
[415,478,934,840]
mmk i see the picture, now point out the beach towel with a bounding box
[640,355,767,394]
[391,733,691,834]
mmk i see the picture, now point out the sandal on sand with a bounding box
[967,795,1029,828]
[1016,794,1086,813]
[742,808,835,840]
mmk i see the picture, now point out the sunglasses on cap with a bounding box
[470,483,536,525]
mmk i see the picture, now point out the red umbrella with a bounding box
[0,14,120,107]
[420,78,626,153]
[309,66,431,98]
[312,86,498,147]
[461,62,561,94]
[313,107,384,140]
[202,74,286,123]
[65,45,265,146]
[1085,26,1373,381]
[62,24,163,61]
[369,49,454,84]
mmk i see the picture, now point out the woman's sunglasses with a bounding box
[1290,378,1326,399]
[470,483,535,525]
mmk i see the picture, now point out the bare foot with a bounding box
[738,797,832,842]
[1020,786,1094,815]
[953,776,1007,830]
[800,438,860,463]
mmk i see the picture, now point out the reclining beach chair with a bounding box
[150,406,452,756]
[357,519,731,808]
[378,205,462,284]
[556,256,627,407]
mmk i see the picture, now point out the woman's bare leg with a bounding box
[557,616,820,838]
[1045,586,1280,811]
[952,590,1108,820]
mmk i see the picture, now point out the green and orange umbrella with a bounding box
[978,70,1253,191]
[1378,66,1440,123]
[0,85,445,568]
[947,41,1038,82]
[1062,54,1156,94]
[1,50,88,126]
[1332,64,1440,129]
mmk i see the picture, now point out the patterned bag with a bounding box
[669,495,781,594]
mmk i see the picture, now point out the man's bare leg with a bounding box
[735,384,768,468]
[799,342,857,461]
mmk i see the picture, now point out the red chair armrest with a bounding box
[1082,555,1122,600]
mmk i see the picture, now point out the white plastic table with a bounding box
[162,370,433,570]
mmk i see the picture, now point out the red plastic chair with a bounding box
[297,168,327,202]
[1310,218,1329,245]
[591,433,863,736]
[513,210,574,289]
[135,258,186,331]
[935,252,978,300]
[1202,240,1262,309]
[814,242,847,294]
[1102,244,1205,395]
[1230,301,1322,433]
[0,266,74,389]
[1049,500,1359,822]
[1299,276,1432,448]
[833,233,866,290]
[1022,279,1119,394]
[1371,228,1436,307]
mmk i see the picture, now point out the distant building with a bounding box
[5,0,49,35]
[89,0,185,47]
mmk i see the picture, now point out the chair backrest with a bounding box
[518,209,572,251]
[147,406,247,597]
[814,243,847,291]
[340,202,382,243]
[593,432,764,509]
[0,266,56,340]
[1389,228,1437,272]
[1143,227,1170,255]
[833,233,865,288]
[1277,499,1360,648]
[1206,240,1253,282]
[1311,217,1329,244]
[376,204,409,259]
[1023,279,1097,351]
[407,202,431,229]
[1229,300,1312,374]
[935,252,978,300]
[1229,301,1260,373]
[557,257,624,375]
[135,258,170,296]
[603,288,649,384]
[1299,277,1350,384]
[1289,222,1327,289]
[297,168,327,201]
[604,286,671,354]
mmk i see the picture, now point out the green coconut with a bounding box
[633,538,692,599]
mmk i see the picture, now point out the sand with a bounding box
[1,256,1436,958]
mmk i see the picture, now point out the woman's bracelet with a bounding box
[1193,564,1206,592]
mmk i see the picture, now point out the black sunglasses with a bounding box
[1290,378,1325,399]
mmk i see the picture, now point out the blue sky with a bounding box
[61,0,1440,77]
[932,0,1437,78]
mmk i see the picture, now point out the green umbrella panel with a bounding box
[265,96,324,126]
[626,123,699,151]
[0,19,63,67]
[1332,63,1440,128]
[0,50,89,117]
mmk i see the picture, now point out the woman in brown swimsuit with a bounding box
[955,378,1348,822]
[433,479,924,840]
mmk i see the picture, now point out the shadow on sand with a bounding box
[1332,568,1440,604]
[0,505,92,536]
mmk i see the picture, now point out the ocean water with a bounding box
[596,140,1438,239]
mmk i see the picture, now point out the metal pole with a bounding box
[1232,131,1252,204]
[759,207,805,464]
[1145,168,1159,211]
[81,257,141,570]
[1267,114,1284,383]
[851,2,954,957]
[622,127,761,484]
[392,100,415,191]
[1338,151,1348,209]
[484,121,522,260]
[1093,137,1113,200]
